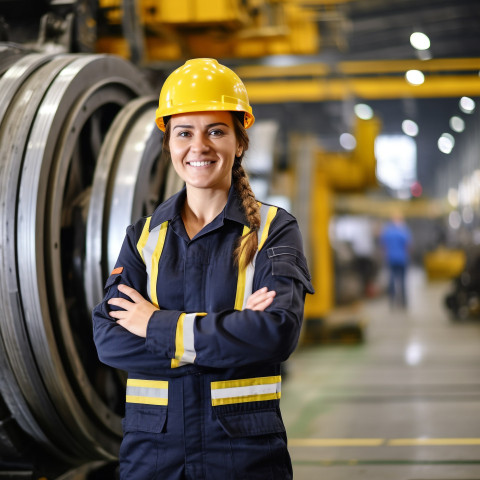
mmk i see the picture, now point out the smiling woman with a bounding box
[92,58,314,480]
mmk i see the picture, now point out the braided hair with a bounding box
[231,115,260,268]
[162,113,261,268]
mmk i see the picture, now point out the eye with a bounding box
[209,128,225,137]
[176,130,191,138]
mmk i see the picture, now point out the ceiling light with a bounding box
[354,103,373,120]
[449,211,461,230]
[402,119,419,137]
[438,133,454,154]
[410,32,431,50]
[462,206,474,224]
[405,70,424,85]
[449,116,465,133]
[448,188,458,207]
[459,96,475,114]
[339,133,356,150]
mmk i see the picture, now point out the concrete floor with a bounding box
[281,268,480,479]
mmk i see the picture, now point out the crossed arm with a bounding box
[108,284,276,338]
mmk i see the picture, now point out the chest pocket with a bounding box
[234,203,278,310]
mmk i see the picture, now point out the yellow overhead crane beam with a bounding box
[244,74,480,102]
[237,58,480,102]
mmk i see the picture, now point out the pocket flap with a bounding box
[268,246,314,294]
[122,406,167,434]
[104,272,122,290]
[216,410,285,438]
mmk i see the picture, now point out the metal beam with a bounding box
[245,74,480,102]
[236,58,480,79]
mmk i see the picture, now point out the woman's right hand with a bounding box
[245,287,276,311]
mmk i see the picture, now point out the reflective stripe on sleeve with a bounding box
[234,204,278,310]
[171,312,207,368]
[126,378,168,406]
[211,375,281,406]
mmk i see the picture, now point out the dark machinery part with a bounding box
[0,49,181,477]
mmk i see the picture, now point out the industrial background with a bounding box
[0,0,480,478]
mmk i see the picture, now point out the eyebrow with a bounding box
[172,122,230,130]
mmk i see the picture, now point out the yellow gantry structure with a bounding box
[304,117,381,320]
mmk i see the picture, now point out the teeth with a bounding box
[189,161,212,167]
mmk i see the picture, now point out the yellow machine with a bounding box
[97,0,320,62]
[424,247,466,281]
[304,117,381,320]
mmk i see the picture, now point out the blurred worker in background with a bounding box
[93,58,313,479]
[380,210,412,309]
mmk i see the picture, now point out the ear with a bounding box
[236,145,243,157]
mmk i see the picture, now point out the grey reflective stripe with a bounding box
[126,386,168,400]
[182,313,196,363]
[241,203,274,309]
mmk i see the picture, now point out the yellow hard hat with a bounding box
[155,58,255,132]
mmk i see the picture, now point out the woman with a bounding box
[93,58,314,480]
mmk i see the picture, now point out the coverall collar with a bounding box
[149,185,249,233]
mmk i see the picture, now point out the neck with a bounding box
[182,186,229,238]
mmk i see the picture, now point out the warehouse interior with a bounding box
[0,0,480,478]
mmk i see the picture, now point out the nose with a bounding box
[191,134,209,153]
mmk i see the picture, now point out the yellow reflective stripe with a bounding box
[258,206,278,251]
[136,216,151,262]
[171,312,207,368]
[171,313,186,369]
[127,379,168,389]
[212,375,281,390]
[234,224,251,310]
[126,395,168,406]
[211,392,281,407]
[149,221,168,308]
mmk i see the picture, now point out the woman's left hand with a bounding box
[108,284,158,338]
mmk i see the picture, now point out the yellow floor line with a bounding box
[289,438,480,447]
[289,438,384,447]
[388,438,480,446]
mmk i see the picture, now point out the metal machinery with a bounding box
[0,46,183,477]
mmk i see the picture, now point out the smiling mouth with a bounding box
[187,161,214,167]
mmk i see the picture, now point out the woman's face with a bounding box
[168,111,242,192]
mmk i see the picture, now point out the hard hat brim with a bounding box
[155,104,255,132]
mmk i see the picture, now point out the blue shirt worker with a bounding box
[93,58,314,480]
[380,212,412,308]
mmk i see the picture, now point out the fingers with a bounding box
[107,296,132,310]
[245,287,276,311]
[117,284,144,302]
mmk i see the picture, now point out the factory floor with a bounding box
[282,267,480,480]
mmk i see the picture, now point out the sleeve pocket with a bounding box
[104,272,122,291]
[267,246,315,294]
[215,410,285,438]
[122,406,167,434]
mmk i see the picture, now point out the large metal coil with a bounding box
[0,49,182,473]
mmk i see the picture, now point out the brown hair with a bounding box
[162,113,260,268]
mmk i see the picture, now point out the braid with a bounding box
[232,161,261,268]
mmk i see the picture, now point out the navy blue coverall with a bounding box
[93,186,314,479]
